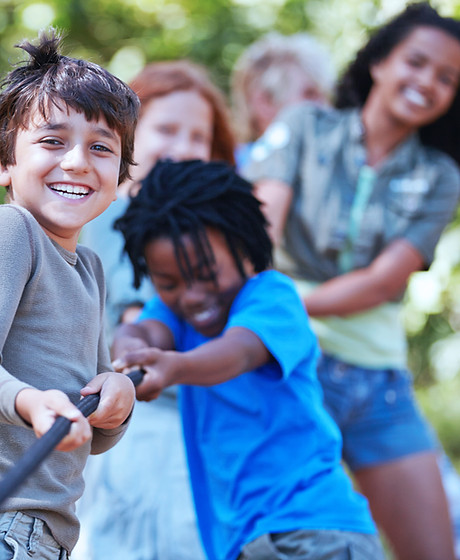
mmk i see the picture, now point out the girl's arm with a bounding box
[255,179,424,318]
[305,238,424,317]
[254,178,293,246]
[113,326,270,402]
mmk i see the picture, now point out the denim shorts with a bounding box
[317,353,438,471]
[238,530,385,559]
[0,512,67,560]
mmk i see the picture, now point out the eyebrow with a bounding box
[150,261,211,278]
[150,270,175,278]
[37,121,118,141]
[410,47,460,75]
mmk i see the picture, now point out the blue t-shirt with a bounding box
[140,270,375,560]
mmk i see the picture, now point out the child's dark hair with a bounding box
[0,29,139,184]
[335,2,460,165]
[114,159,273,289]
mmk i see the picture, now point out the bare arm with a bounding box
[255,176,424,317]
[120,304,144,325]
[254,178,293,246]
[305,239,424,317]
[111,319,175,361]
[113,326,271,402]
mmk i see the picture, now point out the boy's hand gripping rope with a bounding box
[0,368,145,507]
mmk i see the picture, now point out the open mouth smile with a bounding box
[403,87,430,108]
[191,306,219,323]
[48,183,91,199]
[187,305,222,333]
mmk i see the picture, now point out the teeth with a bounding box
[49,184,90,198]
[192,308,215,322]
[58,192,87,199]
[404,88,428,107]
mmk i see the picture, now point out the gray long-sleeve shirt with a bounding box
[0,205,129,552]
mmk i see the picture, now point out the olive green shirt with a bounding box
[244,103,460,368]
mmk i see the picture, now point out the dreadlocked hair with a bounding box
[114,159,273,289]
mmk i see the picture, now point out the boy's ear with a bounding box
[0,166,11,188]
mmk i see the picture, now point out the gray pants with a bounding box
[238,530,385,560]
[0,512,67,560]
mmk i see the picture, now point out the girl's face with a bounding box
[369,26,460,131]
[249,70,327,137]
[145,228,253,338]
[131,90,213,183]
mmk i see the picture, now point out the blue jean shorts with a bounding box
[238,530,385,559]
[317,353,438,471]
[0,512,67,560]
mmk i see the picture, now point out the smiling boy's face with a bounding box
[145,228,254,338]
[0,101,121,251]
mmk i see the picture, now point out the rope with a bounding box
[0,368,145,506]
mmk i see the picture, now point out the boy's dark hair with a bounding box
[114,159,273,289]
[0,29,139,184]
[335,2,460,165]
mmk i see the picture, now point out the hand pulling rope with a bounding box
[0,368,145,507]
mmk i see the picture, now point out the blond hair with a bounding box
[231,32,336,142]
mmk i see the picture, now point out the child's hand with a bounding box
[15,388,91,452]
[111,328,150,362]
[80,371,135,429]
[112,348,181,402]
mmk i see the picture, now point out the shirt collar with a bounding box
[347,108,421,175]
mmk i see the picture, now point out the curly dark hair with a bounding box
[114,159,273,289]
[336,2,460,165]
[0,28,139,184]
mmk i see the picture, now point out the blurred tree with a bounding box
[0,0,317,91]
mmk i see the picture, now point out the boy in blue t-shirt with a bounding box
[112,159,384,560]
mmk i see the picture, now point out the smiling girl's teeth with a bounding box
[405,88,428,107]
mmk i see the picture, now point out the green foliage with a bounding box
[0,0,319,92]
[417,377,460,467]
[408,311,456,385]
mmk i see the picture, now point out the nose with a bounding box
[170,133,198,161]
[180,283,207,310]
[417,65,436,90]
[60,145,90,173]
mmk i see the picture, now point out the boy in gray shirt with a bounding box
[0,29,139,559]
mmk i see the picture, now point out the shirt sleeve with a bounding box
[395,151,460,266]
[0,207,36,426]
[225,272,319,379]
[242,102,314,188]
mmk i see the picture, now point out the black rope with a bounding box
[0,368,145,506]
